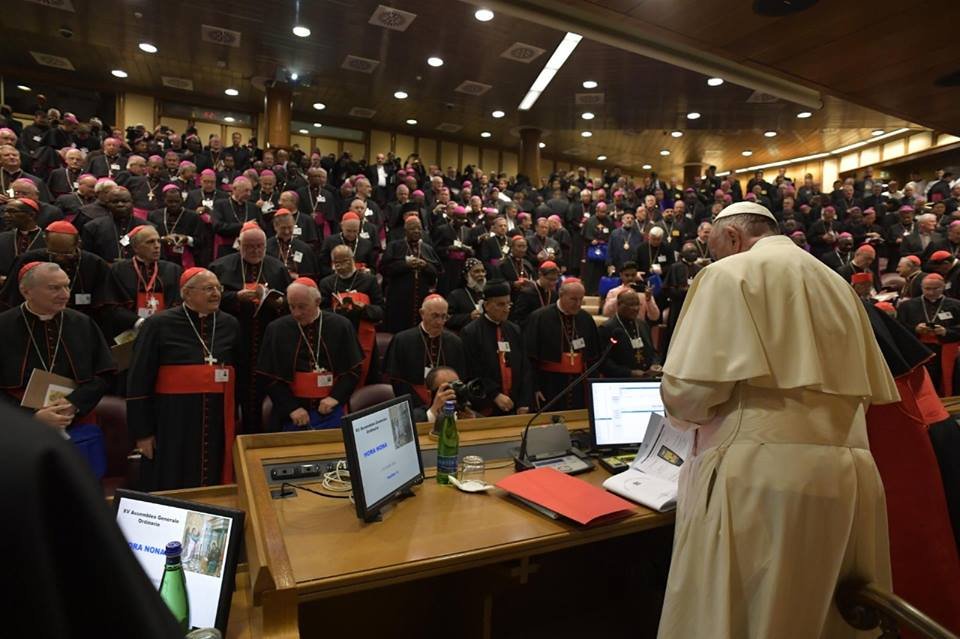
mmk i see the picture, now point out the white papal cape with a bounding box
[658,234,900,639]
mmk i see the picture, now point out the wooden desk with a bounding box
[224,410,674,638]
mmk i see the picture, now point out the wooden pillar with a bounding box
[683,162,703,187]
[265,84,292,149]
[519,127,542,187]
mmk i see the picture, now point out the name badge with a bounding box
[360,231,370,239]
[202,198,214,209]
[454,239,464,248]
[630,337,643,349]
[317,372,334,387]
[181,191,188,201]
[120,235,131,247]
[939,311,953,320]
[571,337,585,351]
[671,230,680,237]
[657,255,667,263]
[110,163,120,171]
[293,251,303,263]
[32,135,41,142]
[221,177,229,184]
[687,277,695,286]
[74,293,91,306]
[5,187,13,198]
[72,181,79,190]
[261,201,274,213]
[947,283,953,291]
[498,341,511,353]
[685,213,693,219]
[318,194,326,203]
[293,226,302,236]
[364,208,373,218]
[137,307,154,319]
[215,368,230,383]
[173,245,185,254]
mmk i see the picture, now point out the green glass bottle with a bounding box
[159,540,190,632]
[436,400,459,484]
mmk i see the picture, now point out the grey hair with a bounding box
[94,179,117,193]
[286,281,321,302]
[712,213,778,238]
[917,213,937,225]
[19,262,62,291]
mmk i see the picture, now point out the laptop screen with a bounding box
[588,379,664,448]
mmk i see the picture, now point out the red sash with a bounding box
[155,364,236,484]
[411,384,431,406]
[920,336,959,394]
[133,207,149,220]
[291,371,333,399]
[540,352,584,374]
[497,326,512,396]
[331,290,376,383]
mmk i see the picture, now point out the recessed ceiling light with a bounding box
[581,112,595,120]
[582,80,598,89]
[313,102,326,111]
[741,150,753,156]
[871,129,884,136]
[394,90,408,100]
[475,8,494,21]
[427,56,444,67]
[686,112,701,120]
[538,142,546,149]
[406,119,418,125]
[671,130,683,138]
[707,77,724,87]
[223,116,235,123]
[596,155,607,161]
[298,128,309,134]
[796,111,813,119]
[313,122,323,128]
[111,69,128,78]
[16,85,30,92]
[289,72,299,81]
[659,149,670,156]
[292,25,311,37]
[763,130,777,137]
[138,42,157,54]
[480,131,492,138]
[642,164,652,170]
[491,110,505,118]
[581,131,592,138]
[224,88,239,96]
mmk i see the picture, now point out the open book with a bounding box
[602,413,694,512]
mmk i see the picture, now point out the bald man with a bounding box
[127,268,241,489]
[100,225,182,342]
[523,278,601,410]
[53,173,97,223]
[318,212,378,277]
[85,137,127,179]
[257,278,362,431]
[46,148,85,199]
[382,294,466,409]
[380,214,442,333]
[210,224,291,433]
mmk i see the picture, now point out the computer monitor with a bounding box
[587,379,664,450]
[341,394,425,522]
[113,489,244,633]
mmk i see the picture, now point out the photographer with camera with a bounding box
[414,366,478,425]
[601,261,660,321]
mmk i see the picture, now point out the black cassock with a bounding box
[147,207,208,268]
[897,295,960,395]
[210,253,291,433]
[319,270,385,385]
[257,312,363,431]
[598,315,659,377]
[126,306,241,490]
[211,198,264,259]
[380,239,442,334]
[509,281,555,328]
[662,260,703,354]
[0,249,109,314]
[98,258,182,341]
[0,228,45,279]
[382,326,466,408]
[79,215,148,263]
[0,306,114,420]
[460,315,530,414]
[446,287,484,332]
[266,236,320,280]
[523,305,600,410]
[317,234,377,277]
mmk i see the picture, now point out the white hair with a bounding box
[287,281,321,301]
[94,179,116,193]
[20,262,62,291]
[649,226,665,238]
[918,213,937,224]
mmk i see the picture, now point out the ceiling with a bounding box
[0,0,929,176]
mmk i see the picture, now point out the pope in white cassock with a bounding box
[657,202,900,638]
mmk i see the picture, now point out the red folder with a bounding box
[496,468,636,526]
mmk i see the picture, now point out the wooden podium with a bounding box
[230,410,674,638]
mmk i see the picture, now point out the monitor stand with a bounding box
[364,486,417,523]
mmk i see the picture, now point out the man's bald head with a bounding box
[11,178,38,199]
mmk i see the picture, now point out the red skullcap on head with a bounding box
[838,232,853,239]
[273,208,293,217]
[925,273,945,282]
[562,277,582,284]
[341,211,360,222]
[424,293,444,303]
[18,261,43,281]
[857,244,876,256]
[511,234,527,244]
[200,168,216,177]
[540,261,559,271]
[930,250,953,262]
[292,277,317,289]
[45,220,78,235]
[127,225,150,238]
[874,301,895,313]
[162,183,180,193]
[907,255,921,265]
[851,272,872,284]
[180,267,207,288]
[17,198,39,212]
[241,221,261,234]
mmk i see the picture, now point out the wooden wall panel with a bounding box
[226,126,255,144]
[159,116,188,135]
[290,134,311,152]
[369,130,392,156]
[481,147,499,174]
[502,152,518,178]
[313,137,339,157]
[821,158,840,189]
[417,137,437,167]
[441,141,459,172]
[908,132,932,154]
[395,134,415,162]
[342,141,366,161]
[859,146,880,168]
[123,93,155,129]
[461,145,479,169]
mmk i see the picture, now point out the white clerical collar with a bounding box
[555,301,574,316]
[184,302,210,319]
[23,302,56,321]
[483,313,500,325]
[420,324,442,339]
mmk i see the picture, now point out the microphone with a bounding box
[515,337,618,471]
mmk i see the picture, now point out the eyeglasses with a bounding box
[423,313,449,321]
[185,285,224,294]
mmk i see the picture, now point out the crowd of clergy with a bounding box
[2,109,959,490]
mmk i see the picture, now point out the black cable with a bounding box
[280,481,351,499]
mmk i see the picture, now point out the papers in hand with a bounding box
[602,413,694,512]
[254,288,284,316]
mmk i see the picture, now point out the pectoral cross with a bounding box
[147,191,154,201]
[147,296,159,310]
[635,350,645,364]
[204,353,218,366]
[568,350,576,365]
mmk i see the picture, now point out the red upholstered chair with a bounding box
[261,395,273,430]
[375,331,393,375]
[94,395,132,494]
[349,384,395,413]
